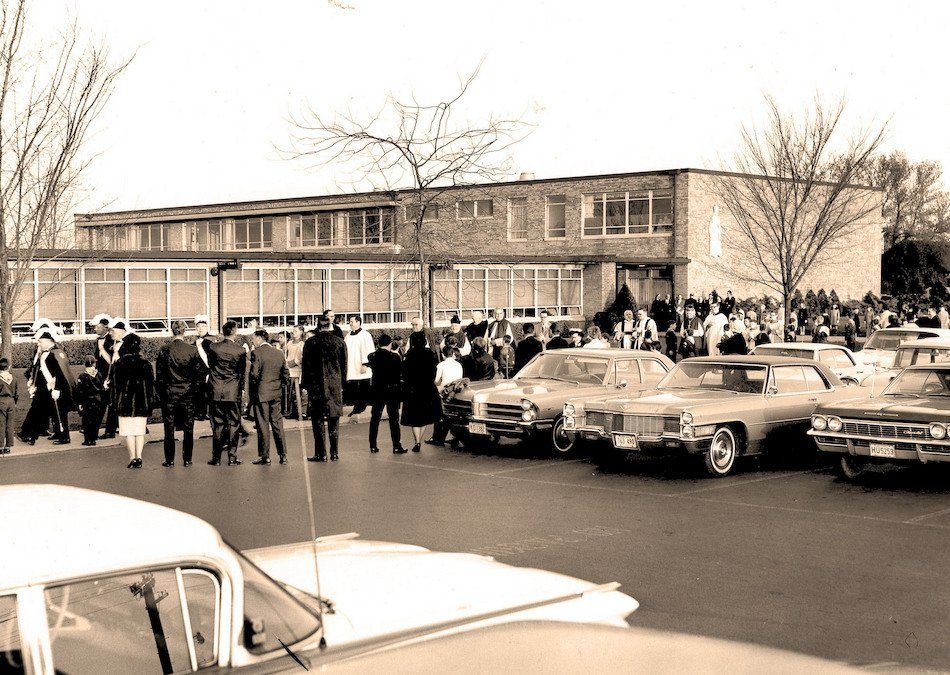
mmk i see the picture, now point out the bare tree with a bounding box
[287,66,529,325]
[710,95,886,323]
[861,151,944,248]
[0,0,129,358]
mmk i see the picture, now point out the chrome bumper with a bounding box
[807,430,950,464]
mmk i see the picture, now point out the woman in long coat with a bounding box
[400,331,441,453]
[111,333,156,468]
[301,321,347,461]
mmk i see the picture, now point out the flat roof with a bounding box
[74,167,881,224]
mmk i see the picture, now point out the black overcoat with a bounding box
[302,332,347,418]
[112,354,156,418]
[400,347,441,427]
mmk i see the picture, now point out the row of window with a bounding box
[82,188,676,252]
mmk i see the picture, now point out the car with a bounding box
[0,484,638,673]
[750,342,872,386]
[858,337,950,393]
[564,356,856,477]
[809,363,950,480]
[856,326,950,370]
[442,348,673,455]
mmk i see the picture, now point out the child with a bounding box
[665,322,679,361]
[75,355,105,447]
[498,334,516,379]
[0,358,18,454]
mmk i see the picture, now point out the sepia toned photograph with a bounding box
[0,1,948,672]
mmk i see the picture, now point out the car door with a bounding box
[764,365,822,445]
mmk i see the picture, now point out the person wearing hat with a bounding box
[101,318,130,439]
[207,321,248,466]
[18,326,74,445]
[90,314,113,439]
[303,315,347,462]
[440,315,471,357]
[22,319,57,438]
[156,320,207,467]
[192,315,214,422]
[111,333,156,468]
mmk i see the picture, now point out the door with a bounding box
[764,365,830,449]
[616,266,673,306]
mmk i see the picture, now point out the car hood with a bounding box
[585,389,754,415]
[456,378,608,405]
[818,394,950,422]
[245,539,638,646]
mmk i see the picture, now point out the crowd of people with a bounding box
[8,291,946,465]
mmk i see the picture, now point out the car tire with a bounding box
[550,415,576,457]
[837,454,867,480]
[703,426,739,477]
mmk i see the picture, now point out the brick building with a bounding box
[18,168,881,336]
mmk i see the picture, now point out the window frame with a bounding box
[544,194,567,239]
[456,198,494,220]
[507,197,528,241]
[580,189,674,238]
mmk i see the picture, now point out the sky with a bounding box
[31,0,950,214]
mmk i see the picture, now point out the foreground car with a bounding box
[566,356,854,476]
[809,363,950,479]
[443,348,672,455]
[751,342,872,386]
[0,484,637,673]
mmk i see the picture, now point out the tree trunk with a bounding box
[783,286,792,337]
[1,301,12,362]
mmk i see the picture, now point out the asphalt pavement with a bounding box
[2,423,948,670]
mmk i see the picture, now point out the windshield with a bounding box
[893,347,950,368]
[514,352,608,385]
[883,368,950,397]
[864,330,938,352]
[658,362,767,394]
[752,347,813,360]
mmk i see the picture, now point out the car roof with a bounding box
[680,355,816,367]
[0,484,224,592]
[548,348,670,361]
[754,342,845,352]
[874,327,950,335]
[898,337,950,349]
[905,362,950,371]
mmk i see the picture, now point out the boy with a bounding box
[498,334,516,379]
[75,355,105,446]
[0,358,17,454]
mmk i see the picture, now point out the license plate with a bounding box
[468,422,488,435]
[612,433,638,450]
[869,443,896,458]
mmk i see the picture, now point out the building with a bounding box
[17,168,882,336]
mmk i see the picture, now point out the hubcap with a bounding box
[712,432,734,470]
[553,419,573,452]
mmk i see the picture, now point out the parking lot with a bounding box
[2,425,948,670]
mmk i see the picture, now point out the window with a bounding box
[84,268,125,321]
[803,366,831,391]
[129,268,168,328]
[343,209,394,246]
[190,220,223,251]
[641,359,670,382]
[771,366,809,394]
[37,269,78,322]
[545,195,567,238]
[138,224,169,251]
[457,199,493,219]
[607,359,641,386]
[0,595,23,674]
[44,567,220,673]
[233,217,272,250]
[405,204,439,222]
[508,197,528,240]
[582,189,674,236]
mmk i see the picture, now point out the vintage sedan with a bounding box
[857,326,950,370]
[565,356,852,476]
[859,337,950,393]
[0,484,639,673]
[443,348,673,455]
[809,363,950,480]
[751,342,872,386]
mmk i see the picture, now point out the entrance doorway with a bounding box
[616,266,673,306]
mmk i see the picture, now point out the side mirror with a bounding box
[616,380,628,389]
[766,385,779,396]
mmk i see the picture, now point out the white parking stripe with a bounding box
[488,459,586,475]
[675,470,816,495]
[904,506,950,524]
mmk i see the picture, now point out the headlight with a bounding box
[521,399,533,410]
[564,403,576,416]
[827,416,843,432]
[811,415,827,431]
[681,412,693,425]
[681,424,694,438]
[522,408,537,422]
[929,423,947,439]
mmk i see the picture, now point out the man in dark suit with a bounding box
[366,334,404,454]
[545,323,570,350]
[207,321,247,466]
[155,320,206,467]
[192,315,214,421]
[249,329,290,465]
[90,314,113,439]
[514,322,544,374]
[303,316,347,462]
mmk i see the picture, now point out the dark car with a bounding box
[809,363,950,479]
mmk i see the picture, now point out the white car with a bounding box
[751,342,873,386]
[859,337,950,393]
[0,484,637,674]
[857,327,950,370]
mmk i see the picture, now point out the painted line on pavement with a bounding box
[487,458,586,475]
[674,469,817,495]
[904,506,950,524]
[372,456,494,477]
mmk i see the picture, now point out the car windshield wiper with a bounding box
[546,376,580,384]
[884,392,920,398]
[277,637,310,671]
[702,387,741,394]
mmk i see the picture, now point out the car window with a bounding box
[181,570,221,669]
[0,595,25,674]
[45,569,195,674]
[885,369,950,396]
[606,359,640,385]
[771,366,809,394]
[640,359,670,382]
[803,366,831,391]
[832,350,855,368]
[817,350,836,365]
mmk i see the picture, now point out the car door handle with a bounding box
[808,397,818,402]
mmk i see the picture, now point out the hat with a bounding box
[90,313,112,327]
[110,317,128,331]
[30,318,56,334]
[450,315,461,325]
[194,314,210,325]
[37,331,56,341]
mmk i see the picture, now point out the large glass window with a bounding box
[508,197,528,240]
[37,269,78,322]
[582,189,674,236]
[296,268,327,323]
[233,217,272,250]
[128,268,168,329]
[329,269,359,314]
[190,220,224,251]
[457,199,493,219]
[262,268,294,327]
[545,195,567,238]
[83,268,125,321]
[169,269,207,322]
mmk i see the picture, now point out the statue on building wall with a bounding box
[709,204,723,258]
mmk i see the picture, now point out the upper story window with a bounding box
[582,189,673,237]
[90,224,172,251]
[457,199,493,219]
[545,195,567,239]
[347,208,394,246]
[290,213,335,248]
[138,223,169,251]
[233,217,273,250]
[288,209,394,248]
[185,218,273,251]
[405,204,439,222]
[191,219,223,250]
[507,197,528,241]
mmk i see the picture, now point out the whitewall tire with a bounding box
[703,427,738,477]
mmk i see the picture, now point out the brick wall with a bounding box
[683,171,882,301]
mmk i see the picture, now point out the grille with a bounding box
[444,400,472,417]
[842,420,929,440]
[484,402,524,422]
[815,436,847,446]
[585,411,678,437]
